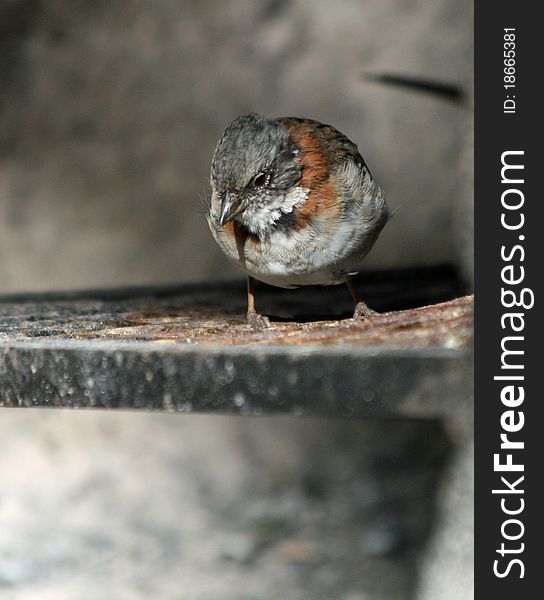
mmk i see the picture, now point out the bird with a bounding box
[207,113,390,327]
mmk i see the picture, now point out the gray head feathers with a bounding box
[210,113,300,195]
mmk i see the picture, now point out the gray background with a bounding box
[0,1,473,599]
[1,0,472,294]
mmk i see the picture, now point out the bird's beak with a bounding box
[219,192,243,226]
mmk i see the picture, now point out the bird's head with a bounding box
[210,113,304,235]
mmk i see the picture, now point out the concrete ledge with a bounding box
[0,266,472,418]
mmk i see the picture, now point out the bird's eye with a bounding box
[253,171,268,187]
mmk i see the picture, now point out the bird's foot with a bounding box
[353,301,378,319]
[246,311,272,329]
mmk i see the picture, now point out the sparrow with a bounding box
[207,113,390,327]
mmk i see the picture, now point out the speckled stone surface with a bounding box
[0,267,472,417]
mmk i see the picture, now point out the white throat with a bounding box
[239,186,309,236]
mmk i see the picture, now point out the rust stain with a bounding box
[72,295,473,350]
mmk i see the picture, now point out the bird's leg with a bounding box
[246,276,272,328]
[346,279,378,319]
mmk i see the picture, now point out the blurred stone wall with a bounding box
[0,3,473,599]
[0,411,448,599]
[0,0,472,293]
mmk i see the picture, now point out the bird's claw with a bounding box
[353,301,378,319]
[246,311,272,329]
